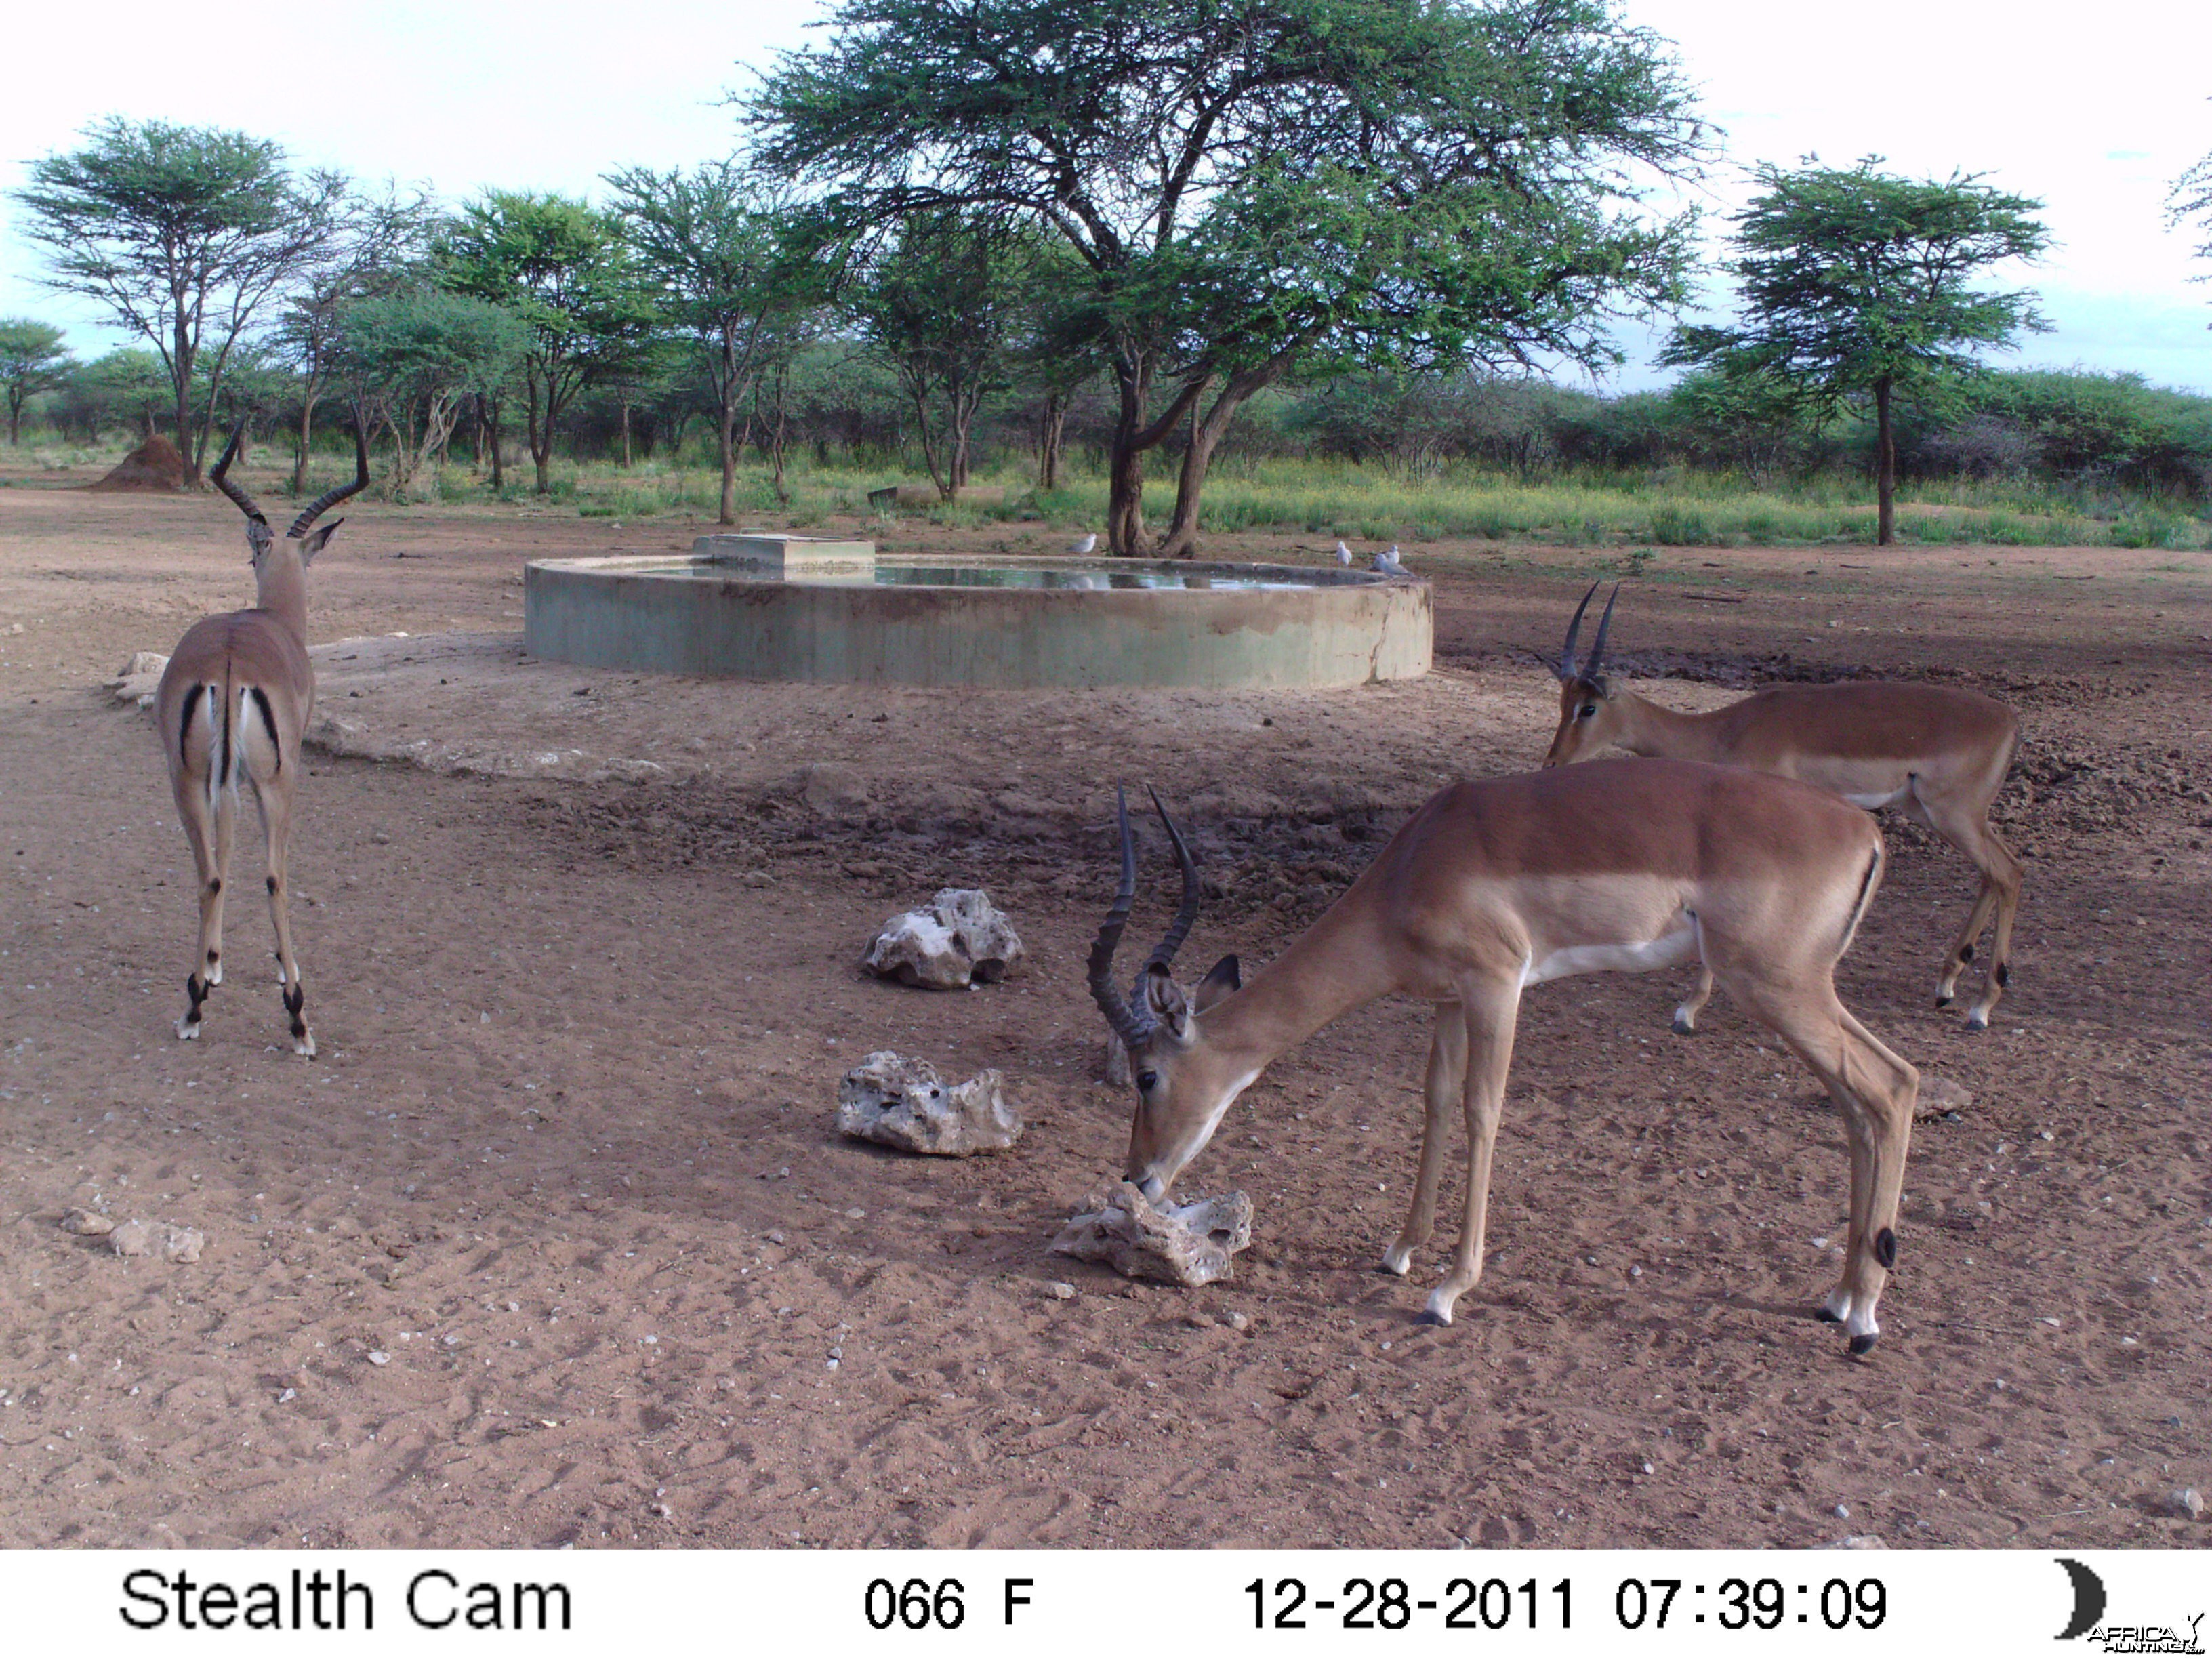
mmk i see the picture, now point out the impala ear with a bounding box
[1139,962,1193,1039]
[293,518,344,565]
[1193,954,1240,1011]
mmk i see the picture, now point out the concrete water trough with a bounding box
[523,535,1431,689]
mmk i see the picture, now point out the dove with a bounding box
[1069,533,1099,554]
[1372,544,1406,575]
[1334,539,1353,565]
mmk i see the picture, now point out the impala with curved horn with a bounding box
[154,422,367,1055]
[1543,583,2024,1030]
[1090,773,1920,1351]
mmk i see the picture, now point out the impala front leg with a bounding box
[1420,978,1522,1326]
[1384,1003,1466,1277]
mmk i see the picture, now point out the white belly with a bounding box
[1521,922,1699,987]
[1842,785,1912,811]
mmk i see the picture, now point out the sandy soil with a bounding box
[0,470,2207,1551]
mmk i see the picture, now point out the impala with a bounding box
[1090,773,1920,1351]
[155,422,366,1056]
[1542,584,2024,1030]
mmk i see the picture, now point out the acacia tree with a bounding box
[752,0,1704,554]
[0,319,76,445]
[603,163,824,522]
[439,192,655,492]
[336,290,527,496]
[2171,138,2212,306]
[1664,159,2049,545]
[846,211,1034,498]
[12,119,346,480]
[273,183,437,492]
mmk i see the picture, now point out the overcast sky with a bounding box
[2,0,2206,393]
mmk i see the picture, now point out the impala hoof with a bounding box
[293,1032,318,1059]
[1670,1011,1697,1036]
[1933,993,1953,1008]
[1416,1309,1450,1326]
[1814,1305,1842,1323]
[174,1018,200,1042]
[1847,1333,1878,1356]
[1963,1010,1990,1032]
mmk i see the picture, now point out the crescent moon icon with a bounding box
[2055,1557,2106,1641]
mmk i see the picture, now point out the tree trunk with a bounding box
[526,366,552,493]
[5,396,20,446]
[1158,363,1283,558]
[1037,392,1068,491]
[717,396,738,526]
[294,386,321,495]
[620,401,632,468]
[1106,353,1154,554]
[486,394,506,491]
[1874,377,1896,546]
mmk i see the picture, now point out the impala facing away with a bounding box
[1542,585,2023,1030]
[155,423,367,1057]
[1091,771,1920,1352]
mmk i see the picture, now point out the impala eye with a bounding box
[1578,703,1597,718]
[1136,1070,1159,1092]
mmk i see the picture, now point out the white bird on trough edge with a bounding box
[1334,539,1353,565]
[1372,544,1406,575]
[1069,533,1099,554]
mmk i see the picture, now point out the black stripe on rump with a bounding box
[178,682,204,759]
[249,686,282,773]
[214,682,230,785]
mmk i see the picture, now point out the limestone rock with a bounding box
[836,1052,1022,1156]
[108,651,169,707]
[800,762,872,818]
[864,888,1025,989]
[1914,1073,1973,1120]
[59,1207,115,1236]
[107,1217,203,1261]
[1051,1183,1254,1288]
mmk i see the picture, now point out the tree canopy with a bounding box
[11,117,345,479]
[750,0,1706,552]
[1664,158,2049,543]
[438,192,656,492]
[0,319,76,446]
[604,163,825,521]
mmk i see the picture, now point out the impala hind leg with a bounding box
[1731,974,1917,1351]
[250,775,314,1058]
[174,778,237,1040]
[1921,794,2023,1029]
[1384,1004,1466,1277]
[1419,979,1521,1326]
[1671,964,1715,1035]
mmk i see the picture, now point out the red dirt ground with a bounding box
[0,472,2206,1549]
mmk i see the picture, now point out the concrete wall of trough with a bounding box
[523,555,1431,689]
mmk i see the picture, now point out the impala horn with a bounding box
[1583,583,1620,684]
[287,424,371,539]
[1142,785,1202,974]
[1087,787,1154,1050]
[1558,581,1597,680]
[208,421,270,544]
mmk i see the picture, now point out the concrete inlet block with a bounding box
[691,533,876,580]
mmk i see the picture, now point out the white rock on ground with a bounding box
[836,1052,1022,1156]
[1052,1183,1254,1288]
[108,1218,204,1261]
[863,888,1025,989]
[108,651,168,708]
[58,1208,115,1236]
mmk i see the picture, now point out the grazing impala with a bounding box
[155,422,367,1056]
[1091,775,1919,1352]
[1542,584,2023,1030]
